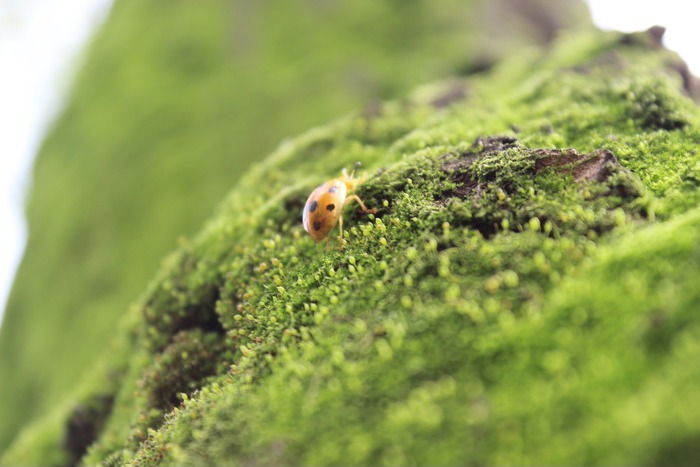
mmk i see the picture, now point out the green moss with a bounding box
[7,0,595,454]
[40,28,699,466]
[122,209,700,466]
[133,330,226,443]
[63,393,116,466]
[3,11,700,467]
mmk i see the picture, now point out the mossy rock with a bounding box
[5,25,700,466]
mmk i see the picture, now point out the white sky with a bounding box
[588,0,700,75]
[0,0,698,324]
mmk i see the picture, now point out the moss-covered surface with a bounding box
[4,16,700,467]
[6,27,695,465]
[0,0,594,456]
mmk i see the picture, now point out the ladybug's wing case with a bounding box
[302,189,317,234]
[302,180,347,241]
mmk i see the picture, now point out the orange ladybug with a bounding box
[303,163,377,246]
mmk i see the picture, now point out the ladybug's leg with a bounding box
[345,195,377,214]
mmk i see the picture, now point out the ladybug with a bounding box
[303,163,377,246]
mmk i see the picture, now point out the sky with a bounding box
[587,0,700,74]
[0,0,698,323]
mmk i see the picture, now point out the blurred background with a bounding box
[0,0,697,454]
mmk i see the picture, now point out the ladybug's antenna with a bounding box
[350,161,361,179]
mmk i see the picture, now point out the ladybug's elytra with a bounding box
[302,163,376,247]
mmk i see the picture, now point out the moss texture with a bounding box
[4,8,700,467]
[0,0,593,456]
[5,25,698,465]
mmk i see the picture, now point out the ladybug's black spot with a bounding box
[326,203,335,212]
[328,186,338,194]
[313,221,322,231]
[308,200,318,212]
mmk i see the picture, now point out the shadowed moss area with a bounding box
[0,0,594,457]
[3,27,689,466]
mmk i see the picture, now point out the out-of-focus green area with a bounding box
[0,0,592,454]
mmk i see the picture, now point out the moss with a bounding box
[3,13,700,467]
[63,393,116,467]
[129,207,700,466]
[3,0,593,454]
[35,27,696,466]
[141,254,225,352]
[619,78,690,131]
[438,139,648,237]
[130,330,226,447]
